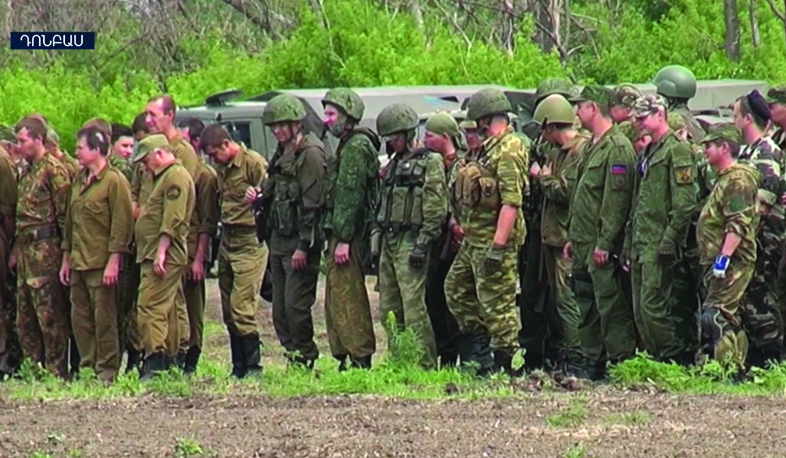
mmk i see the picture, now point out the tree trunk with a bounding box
[723,0,741,61]
[408,0,424,30]
[750,0,761,48]
[765,0,786,47]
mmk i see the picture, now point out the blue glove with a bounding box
[713,255,730,278]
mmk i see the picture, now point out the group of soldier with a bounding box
[1,63,786,384]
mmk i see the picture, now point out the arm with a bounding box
[416,153,449,246]
[596,140,635,253]
[297,147,328,251]
[494,135,529,246]
[664,141,698,245]
[0,158,16,240]
[722,179,757,258]
[540,153,581,205]
[333,136,374,243]
[108,174,134,255]
[50,163,72,234]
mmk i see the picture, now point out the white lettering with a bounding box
[73,34,83,48]
[18,34,30,47]
[51,34,63,47]
[63,34,72,47]
[31,34,42,47]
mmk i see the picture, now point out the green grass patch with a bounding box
[546,401,587,428]
[604,410,652,426]
[563,443,587,458]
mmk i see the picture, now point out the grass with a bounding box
[604,410,652,426]
[546,401,587,428]
[563,443,587,458]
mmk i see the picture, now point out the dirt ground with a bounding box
[1,278,786,457]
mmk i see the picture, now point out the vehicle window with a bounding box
[221,121,252,148]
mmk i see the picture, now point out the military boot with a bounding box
[456,333,474,366]
[242,333,263,377]
[125,347,141,374]
[173,350,187,372]
[69,336,80,379]
[350,354,372,370]
[493,350,524,377]
[472,333,495,377]
[183,345,201,375]
[336,354,349,372]
[229,333,246,379]
[140,352,167,381]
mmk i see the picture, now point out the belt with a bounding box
[19,226,59,243]
[222,225,257,236]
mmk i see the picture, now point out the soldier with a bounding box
[373,104,447,370]
[45,128,80,178]
[131,134,195,378]
[260,94,327,369]
[633,132,652,156]
[610,84,643,144]
[460,120,483,158]
[177,118,205,154]
[529,94,588,375]
[59,126,134,382]
[652,65,705,142]
[0,134,18,378]
[768,86,786,151]
[321,88,379,370]
[199,124,268,378]
[10,116,71,378]
[697,124,759,368]
[446,88,529,376]
[110,124,135,182]
[565,86,637,380]
[627,95,698,364]
[422,113,466,367]
[132,113,149,142]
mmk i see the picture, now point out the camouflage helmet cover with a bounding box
[262,93,306,125]
[611,84,643,109]
[322,88,365,121]
[652,65,697,100]
[533,94,575,126]
[535,78,576,105]
[376,103,419,137]
[424,112,460,136]
[465,88,512,121]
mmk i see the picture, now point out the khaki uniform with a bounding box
[134,161,195,357]
[63,164,133,381]
[14,154,71,378]
[0,148,18,374]
[56,153,81,179]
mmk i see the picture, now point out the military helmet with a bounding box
[376,103,419,137]
[652,65,697,100]
[533,94,575,126]
[535,78,575,105]
[424,112,460,136]
[322,88,365,122]
[466,88,512,121]
[262,94,306,125]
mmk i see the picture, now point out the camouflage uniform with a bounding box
[0,147,18,376]
[611,84,643,144]
[14,154,71,378]
[110,155,134,184]
[627,96,698,362]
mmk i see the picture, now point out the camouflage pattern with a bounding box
[465,88,513,121]
[767,86,786,104]
[110,155,134,183]
[568,124,637,367]
[617,121,638,144]
[14,154,71,378]
[54,153,80,179]
[571,85,614,107]
[701,265,753,368]
[631,94,669,118]
[738,136,784,223]
[535,78,576,106]
[424,112,460,136]
[376,104,419,137]
[0,147,18,375]
[669,104,705,143]
[611,84,643,109]
[262,93,306,125]
[322,88,365,122]
[376,149,448,369]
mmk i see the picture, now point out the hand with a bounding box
[188,259,205,281]
[291,249,308,271]
[450,224,465,251]
[483,243,506,274]
[621,249,631,273]
[408,244,428,269]
[713,255,730,278]
[59,257,71,286]
[593,247,609,267]
[563,242,573,261]
[334,243,350,265]
[102,258,119,286]
[154,251,167,276]
[541,163,552,177]
[244,186,259,205]
[657,236,677,264]
[529,162,541,178]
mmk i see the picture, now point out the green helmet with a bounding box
[376,103,419,137]
[535,78,575,105]
[533,94,575,126]
[322,88,365,122]
[466,88,512,121]
[653,65,697,100]
[262,94,306,125]
[0,125,14,143]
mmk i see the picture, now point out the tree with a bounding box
[765,0,786,46]
[724,0,741,61]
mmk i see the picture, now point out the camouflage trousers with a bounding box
[218,230,267,338]
[701,263,754,368]
[571,242,636,366]
[631,258,682,361]
[16,238,69,378]
[379,233,437,369]
[70,269,120,382]
[0,232,21,375]
[324,237,376,359]
[740,284,784,355]
[445,242,520,354]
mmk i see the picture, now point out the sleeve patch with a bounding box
[611,164,627,175]
[728,194,746,213]
[674,167,694,184]
[166,185,182,201]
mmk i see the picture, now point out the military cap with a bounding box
[132,133,169,163]
[766,86,786,104]
[425,112,460,136]
[746,90,771,121]
[632,94,668,118]
[667,112,687,131]
[611,84,643,109]
[459,119,477,130]
[701,123,742,145]
[571,85,614,107]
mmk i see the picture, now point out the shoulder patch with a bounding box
[728,194,746,213]
[611,164,627,175]
[166,185,182,201]
[674,166,694,184]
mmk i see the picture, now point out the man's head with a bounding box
[702,123,742,167]
[459,119,482,152]
[466,88,513,138]
[534,78,577,107]
[533,94,576,145]
[132,133,173,171]
[145,95,177,135]
[177,118,205,151]
[199,124,237,165]
[76,126,111,167]
[14,115,48,161]
[263,94,306,145]
[632,94,669,136]
[734,90,771,136]
[132,112,149,141]
[652,65,697,102]
[767,86,786,127]
[423,112,460,153]
[45,127,60,154]
[111,123,135,160]
[376,103,419,154]
[610,84,642,123]
[82,118,112,140]
[572,85,614,130]
[322,88,364,137]
[634,132,652,154]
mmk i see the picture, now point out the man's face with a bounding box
[575,102,595,129]
[703,141,725,168]
[634,112,659,135]
[204,141,232,165]
[270,121,297,145]
[385,133,408,154]
[15,128,42,160]
[465,129,481,150]
[323,105,341,129]
[75,136,100,167]
[423,131,447,152]
[733,101,749,131]
[770,103,786,127]
[610,106,631,123]
[113,136,134,160]
[145,100,173,134]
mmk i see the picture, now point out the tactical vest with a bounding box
[454,148,501,211]
[376,148,431,232]
[267,142,325,238]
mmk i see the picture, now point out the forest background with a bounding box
[2,0,786,150]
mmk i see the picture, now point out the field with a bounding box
[1,278,786,458]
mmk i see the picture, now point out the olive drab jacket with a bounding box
[628,131,698,263]
[568,124,636,253]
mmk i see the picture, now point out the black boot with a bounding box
[336,354,349,372]
[125,347,141,374]
[140,352,167,380]
[69,336,80,379]
[350,355,372,370]
[229,333,246,379]
[183,346,201,374]
[524,352,545,373]
[471,333,495,377]
[456,333,473,366]
[493,350,523,377]
[242,333,263,377]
